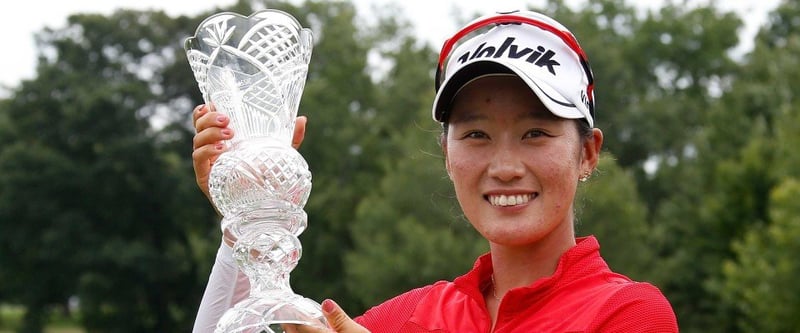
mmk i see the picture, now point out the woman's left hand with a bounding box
[285,299,370,333]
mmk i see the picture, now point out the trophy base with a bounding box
[215,291,327,333]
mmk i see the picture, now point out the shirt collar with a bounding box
[453,236,605,303]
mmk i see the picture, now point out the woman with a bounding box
[192,10,678,333]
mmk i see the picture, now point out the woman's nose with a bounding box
[487,146,525,182]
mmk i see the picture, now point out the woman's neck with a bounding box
[486,222,576,310]
[483,219,576,330]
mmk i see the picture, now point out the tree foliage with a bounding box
[0,8,212,331]
[575,155,652,281]
[719,179,800,333]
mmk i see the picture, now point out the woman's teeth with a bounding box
[488,194,532,207]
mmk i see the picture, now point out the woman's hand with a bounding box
[191,103,307,201]
[285,299,370,333]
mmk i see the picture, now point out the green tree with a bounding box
[552,0,740,171]
[719,178,800,333]
[575,155,653,281]
[0,7,217,332]
[712,5,800,329]
[649,1,800,331]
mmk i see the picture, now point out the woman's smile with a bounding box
[485,193,536,207]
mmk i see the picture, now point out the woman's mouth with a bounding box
[486,194,534,207]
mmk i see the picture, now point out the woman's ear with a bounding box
[582,128,604,174]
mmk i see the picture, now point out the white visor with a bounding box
[432,11,594,127]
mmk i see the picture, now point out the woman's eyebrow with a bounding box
[449,110,488,123]
[523,107,560,122]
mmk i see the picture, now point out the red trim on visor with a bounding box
[438,14,588,74]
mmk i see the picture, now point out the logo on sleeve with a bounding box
[457,37,561,75]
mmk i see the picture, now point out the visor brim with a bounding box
[432,60,590,126]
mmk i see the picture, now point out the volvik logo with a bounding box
[457,37,561,75]
[581,90,591,110]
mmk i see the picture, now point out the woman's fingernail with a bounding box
[215,143,224,150]
[217,115,227,123]
[321,299,335,314]
[221,129,231,136]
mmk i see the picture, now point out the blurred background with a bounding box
[1,0,798,332]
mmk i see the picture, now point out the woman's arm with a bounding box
[192,241,251,333]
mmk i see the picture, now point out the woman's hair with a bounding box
[576,119,593,141]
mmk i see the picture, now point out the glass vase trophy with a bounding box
[185,9,325,332]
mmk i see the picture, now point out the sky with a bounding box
[0,0,780,89]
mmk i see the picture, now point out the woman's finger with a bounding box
[192,126,233,150]
[321,300,370,333]
[192,104,207,129]
[292,115,307,150]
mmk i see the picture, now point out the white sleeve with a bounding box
[192,241,251,333]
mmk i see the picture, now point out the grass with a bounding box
[0,305,85,333]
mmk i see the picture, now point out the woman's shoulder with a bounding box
[367,281,447,312]
[354,281,450,333]
[588,281,679,332]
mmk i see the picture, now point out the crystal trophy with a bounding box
[185,9,325,332]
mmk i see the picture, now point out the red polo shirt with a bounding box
[354,236,678,332]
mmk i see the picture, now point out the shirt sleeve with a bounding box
[192,241,251,333]
[354,284,438,333]
[588,282,679,332]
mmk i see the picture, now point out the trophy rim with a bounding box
[184,9,312,52]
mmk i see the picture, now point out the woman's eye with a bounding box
[523,129,549,139]
[463,131,488,139]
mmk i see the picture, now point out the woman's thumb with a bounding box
[321,299,369,333]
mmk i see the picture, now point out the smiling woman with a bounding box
[190,9,679,333]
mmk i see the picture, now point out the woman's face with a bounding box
[444,75,600,248]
